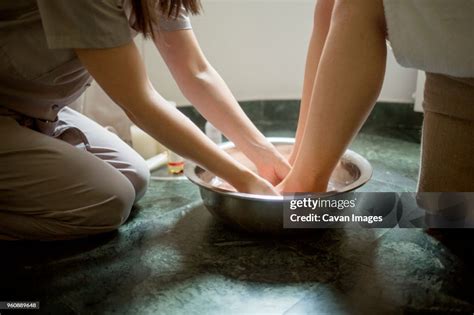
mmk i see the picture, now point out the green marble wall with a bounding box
[179,100,423,143]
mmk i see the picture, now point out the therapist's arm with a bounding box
[74,42,278,195]
[154,30,291,185]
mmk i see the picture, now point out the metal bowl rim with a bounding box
[184,137,372,202]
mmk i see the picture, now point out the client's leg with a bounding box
[290,0,336,165]
[282,0,387,192]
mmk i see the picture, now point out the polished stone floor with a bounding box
[1,107,473,314]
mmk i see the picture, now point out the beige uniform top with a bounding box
[0,0,191,121]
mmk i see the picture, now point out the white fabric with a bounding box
[384,0,474,78]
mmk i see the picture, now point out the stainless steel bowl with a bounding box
[185,137,372,233]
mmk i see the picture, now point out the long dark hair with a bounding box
[131,0,202,38]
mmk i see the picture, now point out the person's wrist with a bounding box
[235,136,275,166]
[252,143,283,169]
[217,159,255,192]
[230,168,259,192]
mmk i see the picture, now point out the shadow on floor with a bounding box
[1,203,473,314]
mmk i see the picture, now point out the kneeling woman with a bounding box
[0,0,290,240]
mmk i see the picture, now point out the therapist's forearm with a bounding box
[174,65,275,167]
[74,42,274,194]
[126,90,258,191]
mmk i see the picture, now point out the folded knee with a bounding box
[0,180,135,241]
[124,158,150,202]
[99,181,136,229]
[61,171,136,236]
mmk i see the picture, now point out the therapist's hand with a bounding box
[238,171,280,196]
[255,149,291,186]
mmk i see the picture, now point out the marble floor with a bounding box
[1,120,473,314]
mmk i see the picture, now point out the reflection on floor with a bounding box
[1,107,473,314]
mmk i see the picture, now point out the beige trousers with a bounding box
[419,73,474,192]
[0,107,150,240]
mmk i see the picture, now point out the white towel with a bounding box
[383,0,474,78]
